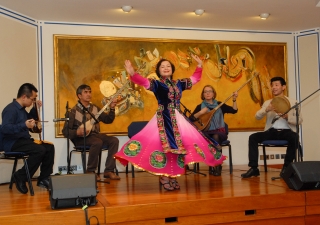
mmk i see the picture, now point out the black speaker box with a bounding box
[49,174,97,209]
[282,161,320,191]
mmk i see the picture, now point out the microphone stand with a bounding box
[65,106,71,175]
[180,102,207,177]
[180,102,192,118]
[53,102,71,174]
[271,88,320,180]
[77,100,99,174]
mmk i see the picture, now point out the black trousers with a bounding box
[72,133,119,173]
[204,130,227,145]
[11,138,55,181]
[248,128,299,168]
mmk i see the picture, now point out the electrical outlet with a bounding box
[70,165,77,171]
[58,166,67,171]
[77,165,83,171]
[259,155,271,160]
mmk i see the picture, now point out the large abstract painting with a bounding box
[54,35,286,136]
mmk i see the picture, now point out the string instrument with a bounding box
[194,72,260,131]
[78,80,130,136]
[271,96,291,114]
[28,99,49,142]
[28,100,43,142]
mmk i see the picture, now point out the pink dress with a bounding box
[115,67,226,177]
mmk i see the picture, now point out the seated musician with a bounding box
[62,84,120,181]
[241,77,303,178]
[0,83,55,194]
[190,85,238,176]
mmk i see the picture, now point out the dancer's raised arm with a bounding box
[124,60,150,89]
[190,54,203,84]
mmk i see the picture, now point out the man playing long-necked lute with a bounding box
[62,84,120,181]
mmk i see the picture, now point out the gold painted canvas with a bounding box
[54,35,286,136]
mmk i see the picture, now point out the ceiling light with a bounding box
[121,6,132,13]
[259,13,270,20]
[194,9,204,16]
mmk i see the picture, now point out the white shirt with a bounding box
[271,117,291,129]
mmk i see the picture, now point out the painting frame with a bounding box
[54,35,287,137]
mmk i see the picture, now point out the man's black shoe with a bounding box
[13,172,28,194]
[241,168,260,178]
[37,178,50,190]
[280,166,287,178]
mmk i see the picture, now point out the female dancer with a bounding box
[115,55,226,191]
[190,85,238,176]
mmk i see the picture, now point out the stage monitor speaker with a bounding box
[49,174,97,209]
[282,161,320,191]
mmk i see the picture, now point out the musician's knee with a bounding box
[33,144,47,156]
[91,139,103,149]
[109,136,119,146]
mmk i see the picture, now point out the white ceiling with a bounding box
[0,0,320,32]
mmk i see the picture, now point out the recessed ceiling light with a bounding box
[121,6,132,13]
[194,9,204,16]
[260,13,270,20]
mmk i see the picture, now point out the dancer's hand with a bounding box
[124,60,135,76]
[191,54,203,68]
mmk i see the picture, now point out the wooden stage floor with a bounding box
[1,165,320,225]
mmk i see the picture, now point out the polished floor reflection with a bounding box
[0,165,317,225]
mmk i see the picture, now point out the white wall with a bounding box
[296,30,320,161]
[0,12,38,119]
[0,10,39,183]
[3,6,320,181]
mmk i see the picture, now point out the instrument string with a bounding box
[195,72,260,131]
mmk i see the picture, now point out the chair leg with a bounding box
[23,158,34,196]
[228,145,233,174]
[67,152,71,174]
[131,164,135,178]
[9,158,18,190]
[263,146,268,172]
[298,144,303,162]
[97,150,102,175]
[81,151,86,173]
[193,163,197,172]
[125,163,135,178]
[69,151,74,173]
